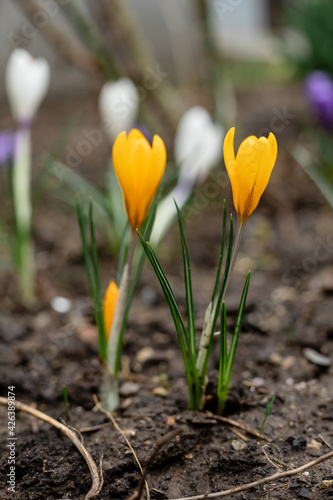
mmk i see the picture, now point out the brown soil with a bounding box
[0,86,333,499]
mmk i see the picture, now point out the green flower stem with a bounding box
[13,124,34,303]
[107,230,136,376]
[229,220,246,275]
[217,272,250,414]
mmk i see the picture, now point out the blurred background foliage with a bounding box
[0,0,332,261]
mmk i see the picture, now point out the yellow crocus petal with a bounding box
[223,127,236,168]
[103,281,119,341]
[112,129,167,228]
[223,127,278,222]
[267,132,278,168]
[242,137,273,219]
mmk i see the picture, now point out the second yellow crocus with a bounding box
[103,281,119,341]
[112,129,167,229]
[223,127,277,222]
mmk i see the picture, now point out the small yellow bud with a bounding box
[103,281,119,341]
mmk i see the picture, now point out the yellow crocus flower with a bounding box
[223,127,277,222]
[103,281,119,341]
[112,128,167,229]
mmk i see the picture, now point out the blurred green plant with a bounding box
[292,142,333,209]
[284,1,333,208]
[4,48,50,303]
[259,395,276,436]
[284,0,333,77]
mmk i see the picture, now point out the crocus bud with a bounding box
[304,71,333,131]
[112,129,167,229]
[223,127,277,222]
[103,281,119,341]
[99,78,139,140]
[174,106,224,184]
[5,48,50,124]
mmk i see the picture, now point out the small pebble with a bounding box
[120,382,140,397]
[136,346,155,364]
[231,439,246,451]
[269,352,283,366]
[166,416,176,426]
[151,387,168,397]
[307,439,322,451]
[303,348,331,367]
[290,437,307,451]
[51,296,72,314]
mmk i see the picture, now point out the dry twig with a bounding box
[0,397,103,499]
[13,0,98,75]
[167,449,333,500]
[204,411,271,442]
[92,394,150,500]
[262,444,283,469]
[318,434,332,448]
[131,428,183,500]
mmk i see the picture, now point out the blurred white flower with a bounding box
[5,48,50,123]
[151,106,224,246]
[99,77,139,140]
[174,106,224,183]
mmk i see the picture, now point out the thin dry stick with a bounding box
[167,449,333,500]
[262,444,282,469]
[102,0,182,130]
[229,428,248,442]
[132,428,183,500]
[92,395,150,500]
[204,411,271,442]
[318,434,332,448]
[13,0,99,75]
[0,397,102,499]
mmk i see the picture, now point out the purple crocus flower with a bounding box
[0,131,16,166]
[304,71,333,131]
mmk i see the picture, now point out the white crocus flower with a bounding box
[5,48,50,123]
[151,106,224,246]
[5,49,50,302]
[175,106,224,183]
[99,77,139,140]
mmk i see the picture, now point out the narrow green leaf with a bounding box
[76,195,107,360]
[138,234,194,376]
[226,271,251,379]
[115,197,159,375]
[259,395,276,436]
[116,223,130,285]
[49,159,109,212]
[138,232,188,340]
[175,202,196,357]
[34,116,79,208]
[201,214,234,382]
[217,301,228,414]
[76,195,95,301]
[89,199,107,360]
[211,200,227,304]
[89,199,103,302]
